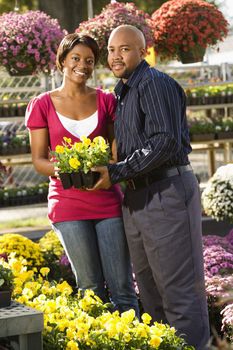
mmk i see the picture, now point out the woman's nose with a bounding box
[76,59,88,68]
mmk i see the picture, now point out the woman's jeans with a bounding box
[52,217,139,316]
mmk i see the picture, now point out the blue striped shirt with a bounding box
[108,60,192,184]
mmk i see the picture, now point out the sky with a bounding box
[206,0,233,64]
[221,0,233,25]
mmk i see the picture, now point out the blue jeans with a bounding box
[52,217,139,316]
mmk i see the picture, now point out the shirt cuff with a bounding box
[108,162,126,185]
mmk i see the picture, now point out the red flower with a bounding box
[151,0,229,61]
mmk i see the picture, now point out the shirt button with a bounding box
[121,102,124,105]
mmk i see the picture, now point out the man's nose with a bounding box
[111,49,122,59]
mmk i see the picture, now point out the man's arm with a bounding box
[109,78,185,184]
[91,77,186,190]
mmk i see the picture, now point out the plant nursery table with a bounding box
[191,138,233,176]
[0,301,43,350]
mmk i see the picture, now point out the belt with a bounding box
[127,164,192,190]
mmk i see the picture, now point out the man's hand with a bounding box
[88,166,112,190]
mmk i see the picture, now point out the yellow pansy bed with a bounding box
[0,233,194,350]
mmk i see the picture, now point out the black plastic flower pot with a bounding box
[71,172,83,189]
[0,290,12,308]
[59,172,72,190]
[82,171,100,188]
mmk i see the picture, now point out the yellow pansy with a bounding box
[66,340,79,350]
[63,137,72,144]
[149,335,162,348]
[73,142,83,152]
[80,136,91,146]
[56,281,73,295]
[142,313,152,325]
[121,309,135,324]
[93,136,106,144]
[69,158,81,170]
[55,145,64,154]
[40,267,50,277]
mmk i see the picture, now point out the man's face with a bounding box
[107,29,145,82]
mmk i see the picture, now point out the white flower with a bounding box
[202,164,233,223]
[215,164,233,182]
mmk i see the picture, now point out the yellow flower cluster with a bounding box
[52,136,111,174]
[39,230,63,259]
[0,233,44,267]
[0,234,194,350]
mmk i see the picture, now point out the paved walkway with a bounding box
[0,203,48,222]
[0,203,50,239]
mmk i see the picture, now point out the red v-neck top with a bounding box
[25,89,123,223]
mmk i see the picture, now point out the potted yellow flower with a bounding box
[0,263,14,307]
[51,136,111,189]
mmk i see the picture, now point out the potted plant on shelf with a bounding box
[76,1,154,66]
[0,10,65,76]
[188,115,216,141]
[151,0,229,63]
[215,117,233,140]
[185,84,233,106]
[0,264,14,307]
[51,136,111,189]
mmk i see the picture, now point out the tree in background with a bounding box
[93,0,166,16]
[92,0,222,16]
[0,0,37,13]
[38,0,84,33]
[0,0,83,32]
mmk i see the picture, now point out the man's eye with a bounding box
[121,48,129,52]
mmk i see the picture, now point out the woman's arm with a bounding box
[29,128,56,176]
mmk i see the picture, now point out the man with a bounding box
[92,25,210,350]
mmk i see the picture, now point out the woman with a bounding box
[25,33,139,315]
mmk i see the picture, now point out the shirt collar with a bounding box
[114,60,149,97]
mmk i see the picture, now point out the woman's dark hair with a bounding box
[56,33,100,72]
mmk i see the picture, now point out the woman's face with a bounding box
[62,44,95,82]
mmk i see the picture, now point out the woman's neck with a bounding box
[58,79,90,97]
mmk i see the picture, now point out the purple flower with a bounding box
[0,11,66,75]
[77,2,154,65]
[0,252,8,262]
[59,254,70,267]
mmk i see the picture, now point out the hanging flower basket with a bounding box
[0,11,65,76]
[7,66,35,77]
[76,1,154,66]
[151,0,229,63]
[178,45,206,64]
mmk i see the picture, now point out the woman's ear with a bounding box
[61,59,65,72]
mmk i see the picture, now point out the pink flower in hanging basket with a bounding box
[0,10,65,75]
[76,1,154,65]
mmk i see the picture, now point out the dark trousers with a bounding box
[122,170,210,350]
